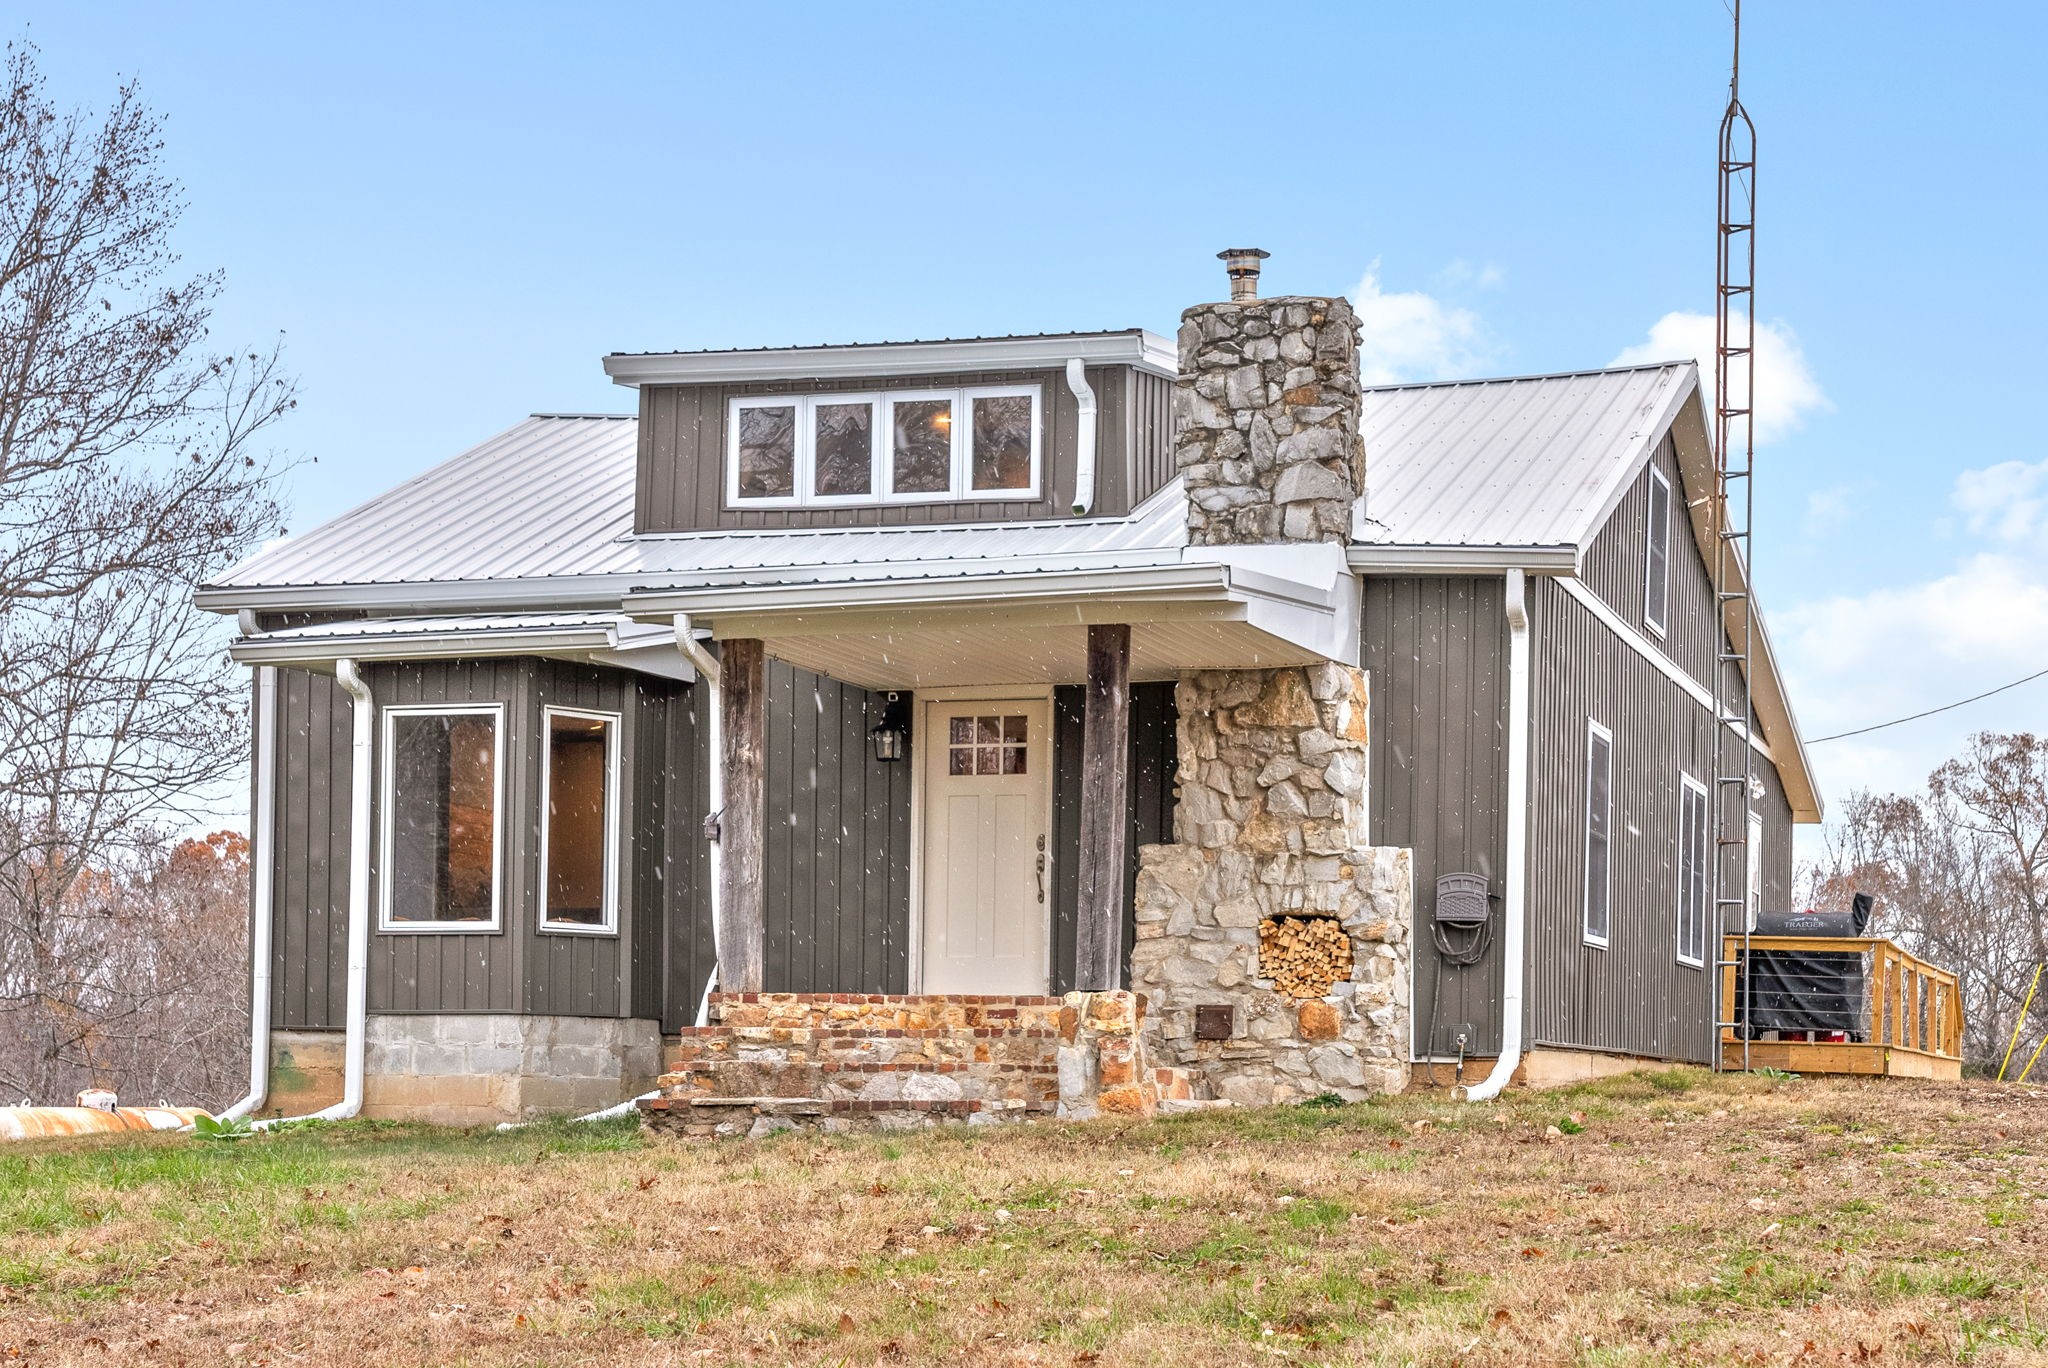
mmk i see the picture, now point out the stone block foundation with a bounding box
[257,1015,662,1125]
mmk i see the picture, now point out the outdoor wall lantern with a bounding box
[869,691,909,763]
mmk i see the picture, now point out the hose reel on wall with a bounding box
[1424,871,1495,1086]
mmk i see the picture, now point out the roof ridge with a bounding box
[1362,359,1693,394]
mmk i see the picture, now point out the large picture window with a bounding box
[1676,773,1709,967]
[1583,719,1614,948]
[381,705,503,931]
[539,707,620,934]
[728,385,1040,508]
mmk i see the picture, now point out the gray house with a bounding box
[200,255,1819,1128]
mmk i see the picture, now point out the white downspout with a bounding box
[1461,569,1530,1102]
[494,619,724,1133]
[220,664,278,1121]
[1065,358,1098,516]
[261,657,373,1126]
[671,616,724,1027]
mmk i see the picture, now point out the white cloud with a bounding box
[1349,260,1493,386]
[1610,311,1828,446]
[1435,259,1505,291]
[1802,483,1855,539]
[1781,550,2048,802]
[1953,458,2048,543]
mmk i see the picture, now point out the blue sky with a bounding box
[22,2,2048,835]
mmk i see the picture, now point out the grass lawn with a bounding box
[1,1071,2044,1366]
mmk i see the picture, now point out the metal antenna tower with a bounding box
[1711,0,1759,1072]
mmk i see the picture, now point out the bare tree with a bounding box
[0,40,291,1104]
[1813,733,2048,1069]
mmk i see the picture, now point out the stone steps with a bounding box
[641,989,1187,1139]
[641,1094,1027,1140]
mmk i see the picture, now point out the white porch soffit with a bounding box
[228,612,693,681]
[618,536,1359,692]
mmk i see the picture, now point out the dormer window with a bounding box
[727,385,1040,508]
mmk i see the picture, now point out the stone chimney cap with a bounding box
[1217,248,1271,302]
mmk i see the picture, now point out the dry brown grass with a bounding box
[3,1071,2046,1366]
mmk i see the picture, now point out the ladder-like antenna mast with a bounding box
[1712,0,1760,1072]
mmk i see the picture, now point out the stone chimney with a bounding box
[1174,250,1363,545]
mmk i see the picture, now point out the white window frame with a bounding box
[1746,809,1765,929]
[378,702,506,934]
[537,705,623,936]
[883,388,966,502]
[960,384,1044,501]
[1582,718,1614,949]
[1643,465,1672,639]
[1675,772,1709,968]
[727,385,1042,509]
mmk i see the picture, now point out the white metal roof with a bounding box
[205,363,1695,608]
[1356,361,1695,554]
[603,329,1177,387]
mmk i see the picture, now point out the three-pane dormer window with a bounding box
[728,385,1041,508]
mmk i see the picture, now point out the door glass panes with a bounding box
[387,712,498,924]
[970,393,1033,491]
[948,714,1028,776]
[813,400,874,497]
[735,404,796,498]
[891,398,953,494]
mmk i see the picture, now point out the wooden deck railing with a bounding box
[1720,935,1965,1078]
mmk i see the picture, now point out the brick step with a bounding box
[664,1026,1060,1073]
[639,1093,1039,1140]
[661,1054,1060,1109]
[707,992,1066,1034]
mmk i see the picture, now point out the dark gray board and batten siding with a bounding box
[635,366,1175,532]
[1522,437,1795,1065]
[759,661,914,996]
[1361,577,1512,1060]
[263,660,702,1028]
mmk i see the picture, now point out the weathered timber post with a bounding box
[719,638,767,994]
[1075,622,1132,992]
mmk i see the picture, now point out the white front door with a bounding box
[921,698,1051,994]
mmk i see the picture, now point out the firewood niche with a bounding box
[1257,915,1354,1001]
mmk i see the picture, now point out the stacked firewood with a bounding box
[1258,916,1354,1001]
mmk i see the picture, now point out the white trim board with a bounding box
[1555,576,1775,764]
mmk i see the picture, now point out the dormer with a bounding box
[603,330,1177,532]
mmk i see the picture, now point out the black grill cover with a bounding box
[1734,949,1866,1035]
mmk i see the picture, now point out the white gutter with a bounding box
[261,657,373,1127]
[1461,569,1530,1103]
[220,665,278,1121]
[671,616,724,1027]
[1066,358,1098,516]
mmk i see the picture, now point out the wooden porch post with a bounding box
[1074,623,1131,993]
[719,638,767,994]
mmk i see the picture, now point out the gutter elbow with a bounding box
[1065,358,1098,516]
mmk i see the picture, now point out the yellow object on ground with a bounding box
[0,1105,208,1141]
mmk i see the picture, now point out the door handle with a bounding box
[1036,834,1047,904]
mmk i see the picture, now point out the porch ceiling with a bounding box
[748,616,1326,690]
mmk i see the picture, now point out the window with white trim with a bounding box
[1644,465,1672,638]
[539,707,621,934]
[727,385,1040,508]
[1746,809,1765,928]
[1583,719,1614,947]
[1676,773,1709,967]
[381,704,504,931]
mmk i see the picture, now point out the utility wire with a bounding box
[1808,665,2048,744]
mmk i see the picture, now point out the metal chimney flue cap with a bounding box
[1217,247,1271,302]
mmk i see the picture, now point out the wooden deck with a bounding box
[1720,935,1964,1081]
